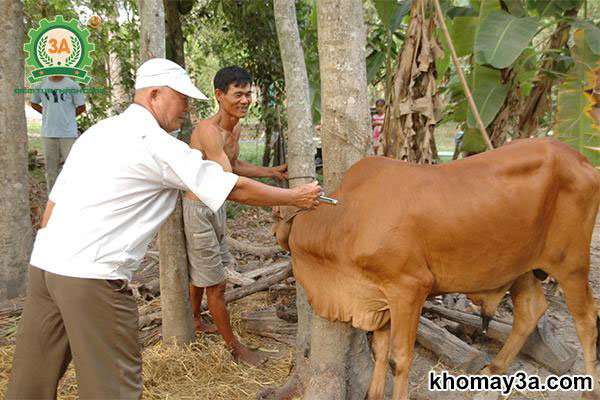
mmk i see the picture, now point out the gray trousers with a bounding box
[6,266,143,399]
[42,137,76,192]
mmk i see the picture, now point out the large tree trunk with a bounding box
[304,1,373,399]
[108,14,127,115]
[261,83,274,167]
[260,1,316,397]
[0,0,32,300]
[138,0,166,61]
[158,198,195,345]
[163,0,193,144]
[383,0,441,163]
[138,0,195,346]
[164,0,185,66]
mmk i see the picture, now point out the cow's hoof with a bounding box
[472,390,501,400]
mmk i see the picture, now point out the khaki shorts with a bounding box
[183,198,235,287]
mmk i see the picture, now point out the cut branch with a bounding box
[423,302,576,374]
[227,236,283,258]
[417,316,487,373]
[201,263,292,310]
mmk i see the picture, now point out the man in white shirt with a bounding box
[6,58,320,400]
[31,76,86,191]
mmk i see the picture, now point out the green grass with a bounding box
[238,141,264,165]
[28,120,43,154]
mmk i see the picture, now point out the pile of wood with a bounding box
[241,294,577,375]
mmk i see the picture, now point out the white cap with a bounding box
[135,58,208,100]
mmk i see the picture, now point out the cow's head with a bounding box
[271,206,301,252]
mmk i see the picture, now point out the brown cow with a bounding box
[275,138,600,400]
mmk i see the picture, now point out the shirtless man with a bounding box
[183,66,287,365]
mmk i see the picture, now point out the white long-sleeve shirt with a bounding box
[30,104,238,281]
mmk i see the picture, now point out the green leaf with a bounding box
[367,51,386,84]
[451,16,479,57]
[374,0,399,30]
[517,70,536,96]
[390,0,411,32]
[467,65,509,128]
[474,11,538,68]
[446,6,478,18]
[572,21,600,55]
[532,0,582,17]
[435,23,451,83]
[461,127,488,153]
[513,47,538,72]
[479,0,501,19]
[502,0,527,17]
[555,29,600,166]
[513,47,538,96]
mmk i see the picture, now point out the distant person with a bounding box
[184,66,287,366]
[371,98,385,155]
[31,75,86,192]
[6,58,321,400]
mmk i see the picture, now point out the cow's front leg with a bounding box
[386,276,433,400]
[367,321,391,400]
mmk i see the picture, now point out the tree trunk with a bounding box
[383,0,441,163]
[158,198,195,345]
[163,0,193,144]
[258,2,316,397]
[262,83,274,167]
[164,0,185,66]
[0,0,32,300]
[304,1,373,399]
[138,0,195,346]
[138,0,166,62]
[108,14,127,115]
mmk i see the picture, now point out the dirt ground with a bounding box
[1,203,599,399]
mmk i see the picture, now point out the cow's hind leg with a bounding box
[367,322,390,400]
[555,270,599,399]
[482,272,547,375]
[386,275,433,400]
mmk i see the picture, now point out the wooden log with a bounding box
[241,306,296,346]
[227,236,283,258]
[276,303,298,323]
[241,261,290,280]
[139,311,162,328]
[0,298,25,318]
[131,260,159,283]
[201,263,292,310]
[417,316,487,373]
[422,302,576,374]
[225,267,255,286]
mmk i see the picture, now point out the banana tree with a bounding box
[439,0,600,163]
[554,29,600,164]
[382,0,444,163]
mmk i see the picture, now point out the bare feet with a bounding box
[194,318,218,334]
[231,343,270,367]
